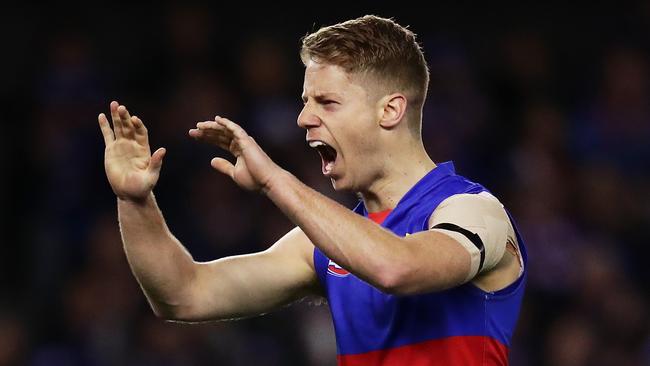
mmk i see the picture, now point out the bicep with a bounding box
[397,230,472,293]
[427,192,514,282]
[393,193,514,294]
[180,227,318,322]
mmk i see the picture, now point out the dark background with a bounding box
[1,2,649,365]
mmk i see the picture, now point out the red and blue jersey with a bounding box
[313,162,527,365]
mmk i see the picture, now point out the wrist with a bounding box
[117,192,155,207]
[262,168,294,197]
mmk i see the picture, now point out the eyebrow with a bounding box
[302,92,343,103]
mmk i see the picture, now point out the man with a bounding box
[98,15,526,365]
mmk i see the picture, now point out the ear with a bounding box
[378,93,407,129]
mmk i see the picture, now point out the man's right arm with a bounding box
[119,194,318,322]
[100,101,319,322]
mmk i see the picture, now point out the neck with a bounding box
[359,141,436,213]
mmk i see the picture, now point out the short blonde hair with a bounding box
[301,15,429,114]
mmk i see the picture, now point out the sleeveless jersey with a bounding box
[313,162,527,366]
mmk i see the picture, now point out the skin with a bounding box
[99,60,521,322]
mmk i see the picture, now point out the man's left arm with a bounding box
[265,173,473,294]
[191,118,508,295]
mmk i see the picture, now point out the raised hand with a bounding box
[99,101,166,201]
[189,117,283,192]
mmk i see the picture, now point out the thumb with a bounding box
[148,147,166,174]
[211,157,235,179]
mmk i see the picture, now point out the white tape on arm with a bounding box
[429,192,514,282]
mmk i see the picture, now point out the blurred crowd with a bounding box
[1,2,649,365]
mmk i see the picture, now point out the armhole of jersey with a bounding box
[506,210,528,274]
[313,247,329,294]
[477,211,528,298]
[506,226,525,278]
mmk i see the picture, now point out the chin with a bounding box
[330,177,343,191]
[329,175,356,192]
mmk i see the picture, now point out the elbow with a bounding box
[151,304,180,321]
[150,302,196,322]
[374,268,450,296]
[374,268,416,296]
[145,276,202,322]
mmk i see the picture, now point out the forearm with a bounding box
[118,193,196,316]
[265,172,413,291]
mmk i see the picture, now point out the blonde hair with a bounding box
[301,15,429,120]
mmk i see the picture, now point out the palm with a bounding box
[232,155,260,191]
[105,139,155,198]
[98,101,166,201]
[189,118,281,192]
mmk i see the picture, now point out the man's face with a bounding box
[298,60,383,191]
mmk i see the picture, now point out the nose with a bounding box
[297,104,321,129]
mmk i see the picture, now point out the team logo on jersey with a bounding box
[327,260,350,277]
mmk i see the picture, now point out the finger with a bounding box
[216,117,247,139]
[188,128,217,139]
[213,132,234,147]
[229,138,242,156]
[148,147,166,175]
[189,128,233,150]
[195,122,231,143]
[204,122,234,141]
[98,113,115,146]
[131,116,149,146]
[118,105,135,138]
[110,101,123,137]
[197,121,216,128]
[197,121,227,132]
[211,157,235,179]
[188,128,200,138]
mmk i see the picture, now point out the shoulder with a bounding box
[428,192,516,278]
[435,192,503,212]
[429,192,509,230]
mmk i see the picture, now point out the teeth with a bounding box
[309,141,327,148]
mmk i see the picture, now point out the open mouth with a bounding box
[308,140,338,175]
